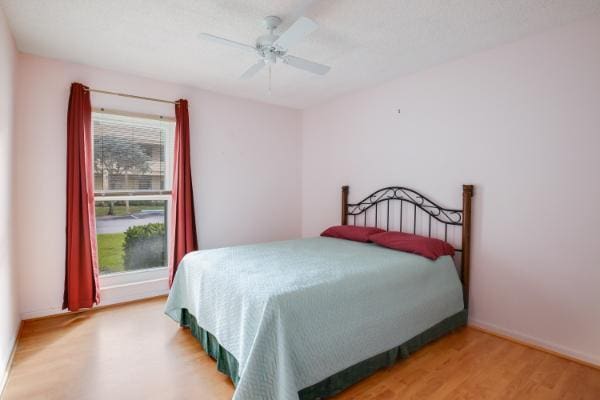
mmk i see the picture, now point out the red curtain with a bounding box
[169,99,198,286]
[63,83,100,311]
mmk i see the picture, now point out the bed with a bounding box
[165,185,474,400]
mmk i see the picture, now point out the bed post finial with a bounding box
[341,186,349,225]
[462,184,474,309]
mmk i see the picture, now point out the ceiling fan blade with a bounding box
[283,55,330,75]
[273,16,318,51]
[199,33,256,53]
[240,60,266,79]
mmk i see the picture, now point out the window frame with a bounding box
[91,109,175,280]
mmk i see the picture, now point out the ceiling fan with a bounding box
[200,15,330,91]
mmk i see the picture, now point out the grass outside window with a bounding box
[97,233,125,273]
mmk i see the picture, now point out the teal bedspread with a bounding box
[165,237,464,400]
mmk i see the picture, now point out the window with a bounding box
[92,110,175,275]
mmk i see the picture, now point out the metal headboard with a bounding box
[341,185,474,308]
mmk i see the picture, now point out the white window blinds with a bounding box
[92,112,174,194]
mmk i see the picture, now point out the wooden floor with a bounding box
[3,297,599,400]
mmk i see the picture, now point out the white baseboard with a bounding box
[469,318,600,368]
[0,322,21,398]
[20,278,169,320]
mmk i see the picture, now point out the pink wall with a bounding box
[302,16,600,365]
[14,54,302,318]
[0,6,19,388]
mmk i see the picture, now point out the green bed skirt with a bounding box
[179,308,468,399]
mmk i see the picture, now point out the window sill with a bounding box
[100,266,168,288]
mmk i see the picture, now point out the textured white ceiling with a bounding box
[2,0,600,109]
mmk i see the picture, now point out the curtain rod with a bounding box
[84,87,179,105]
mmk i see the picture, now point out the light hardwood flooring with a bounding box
[2,297,599,400]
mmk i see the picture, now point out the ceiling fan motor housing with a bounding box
[263,16,282,31]
[257,16,286,63]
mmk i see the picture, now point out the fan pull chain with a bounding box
[268,65,272,95]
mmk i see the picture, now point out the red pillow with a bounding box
[369,231,455,260]
[321,225,385,243]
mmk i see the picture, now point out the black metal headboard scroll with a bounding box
[341,185,474,308]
